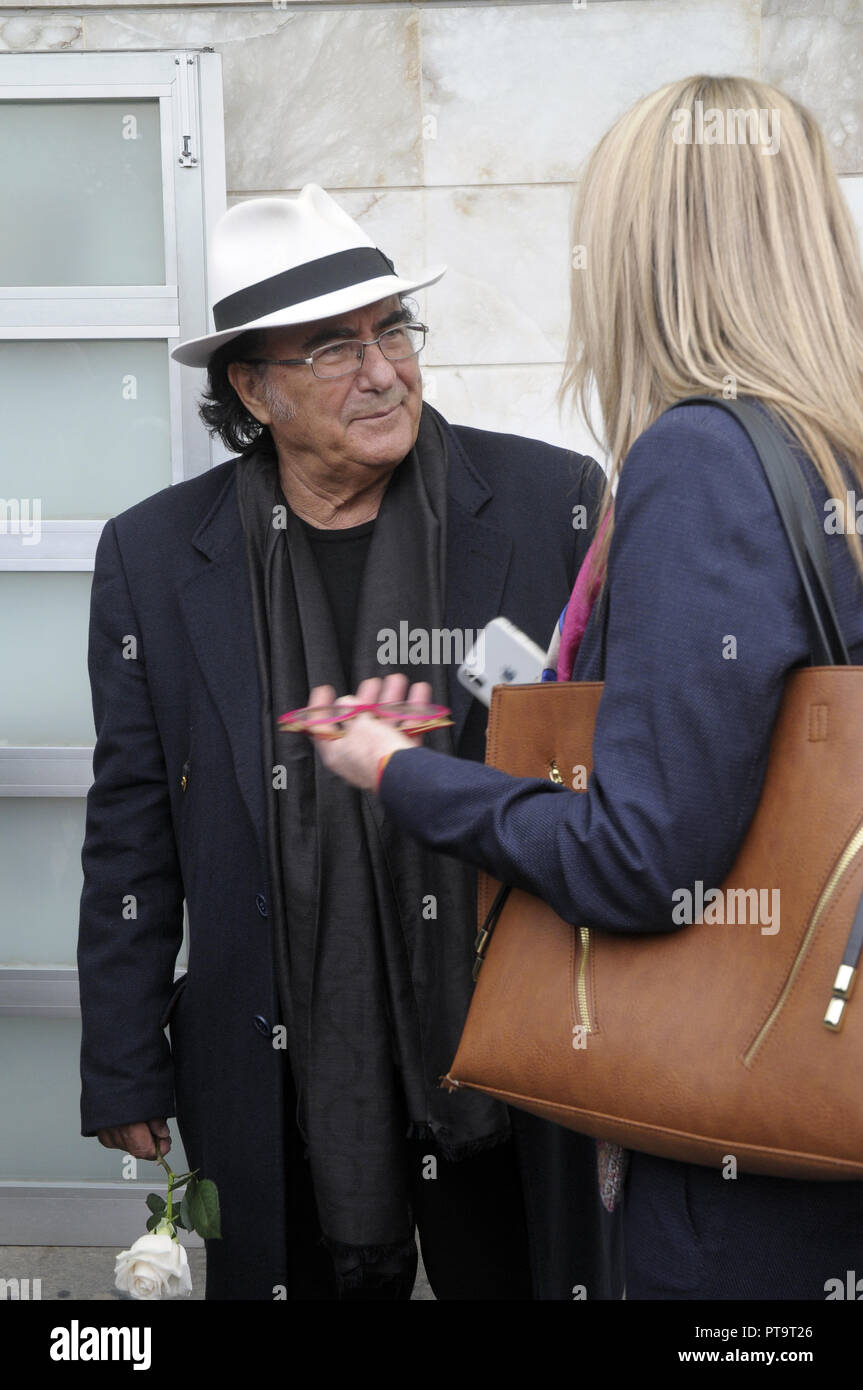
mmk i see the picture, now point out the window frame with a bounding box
[0,50,219,1011]
[0,49,226,575]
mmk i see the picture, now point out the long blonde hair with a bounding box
[562,73,863,588]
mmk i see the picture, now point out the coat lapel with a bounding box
[439,420,512,748]
[177,418,512,854]
[179,467,269,854]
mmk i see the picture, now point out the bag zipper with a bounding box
[574,925,593,1037]
[550,760,594,1037]
[745,819,863,1064]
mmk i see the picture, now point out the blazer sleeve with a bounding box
[379,407,813,931]
[77,518,185,1135]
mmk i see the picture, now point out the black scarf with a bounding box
[235,404,510,1292]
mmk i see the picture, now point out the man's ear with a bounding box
[227,360,271,425]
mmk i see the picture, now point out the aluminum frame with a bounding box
[0,55,220,1228]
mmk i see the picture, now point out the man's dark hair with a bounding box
[197,294,418,455]
[198,328,272,456]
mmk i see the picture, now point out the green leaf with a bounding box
[145,1212,160,1233]
[187,1178,221,1240]
[180,1179,197,1234]
[145,1192,166,1217]
[171,1209,187,1231]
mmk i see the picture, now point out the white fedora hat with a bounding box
[171,184,446,368]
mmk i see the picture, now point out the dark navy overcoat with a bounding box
[77,412,623,1300]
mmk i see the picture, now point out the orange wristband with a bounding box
[375,750,396,792]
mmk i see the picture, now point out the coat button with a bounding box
[255,893,268,917]
[253,1015,271,1036]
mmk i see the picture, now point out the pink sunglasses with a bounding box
[278,701,453,741]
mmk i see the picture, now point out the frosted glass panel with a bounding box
[0,341,171,519]
[0,1018,188,1181]
[0,798,190,962]
[0,800,86,966]
[0,100,165,286]
[0,573,94,745]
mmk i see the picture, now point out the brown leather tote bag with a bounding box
[444,398,863,1179]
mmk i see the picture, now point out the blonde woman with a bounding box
[310,75,863,1299]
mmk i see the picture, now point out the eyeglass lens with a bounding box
[312,324,426,378]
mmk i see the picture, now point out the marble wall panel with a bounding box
[421,0,760,185]
[423,363,603,465]
[84,6,423,190]
[762,0,863,174]
[421,184,574,366]
[11,2,858,450]
[0,12,80,47]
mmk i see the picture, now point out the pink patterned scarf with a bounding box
[542,507,628,1212]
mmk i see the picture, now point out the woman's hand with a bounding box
[307,675,433,791]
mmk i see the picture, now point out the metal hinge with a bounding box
[174,53,199,167]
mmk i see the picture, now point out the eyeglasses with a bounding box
[278,701,451,739]
[243,322,429,380]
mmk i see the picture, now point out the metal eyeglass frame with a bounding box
[242,322,429,380]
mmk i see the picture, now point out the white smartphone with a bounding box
[457,617,547,707]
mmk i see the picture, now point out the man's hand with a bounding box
[97,1118,171,1161]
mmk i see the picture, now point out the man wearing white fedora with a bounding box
[78,185,623,1299]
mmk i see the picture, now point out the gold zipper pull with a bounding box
[822,826,863,1031]
[824,964,857,1030]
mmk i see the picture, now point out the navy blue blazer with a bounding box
[377,399,863,1298]
[77,410,617,1299]
[381,402,863,922]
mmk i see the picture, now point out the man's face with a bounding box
[228,295,423,476]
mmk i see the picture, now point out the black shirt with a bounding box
[297,515,375,680]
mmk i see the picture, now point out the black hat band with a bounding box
[212,247,397,332]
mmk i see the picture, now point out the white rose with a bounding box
[114,1231,193,1300]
